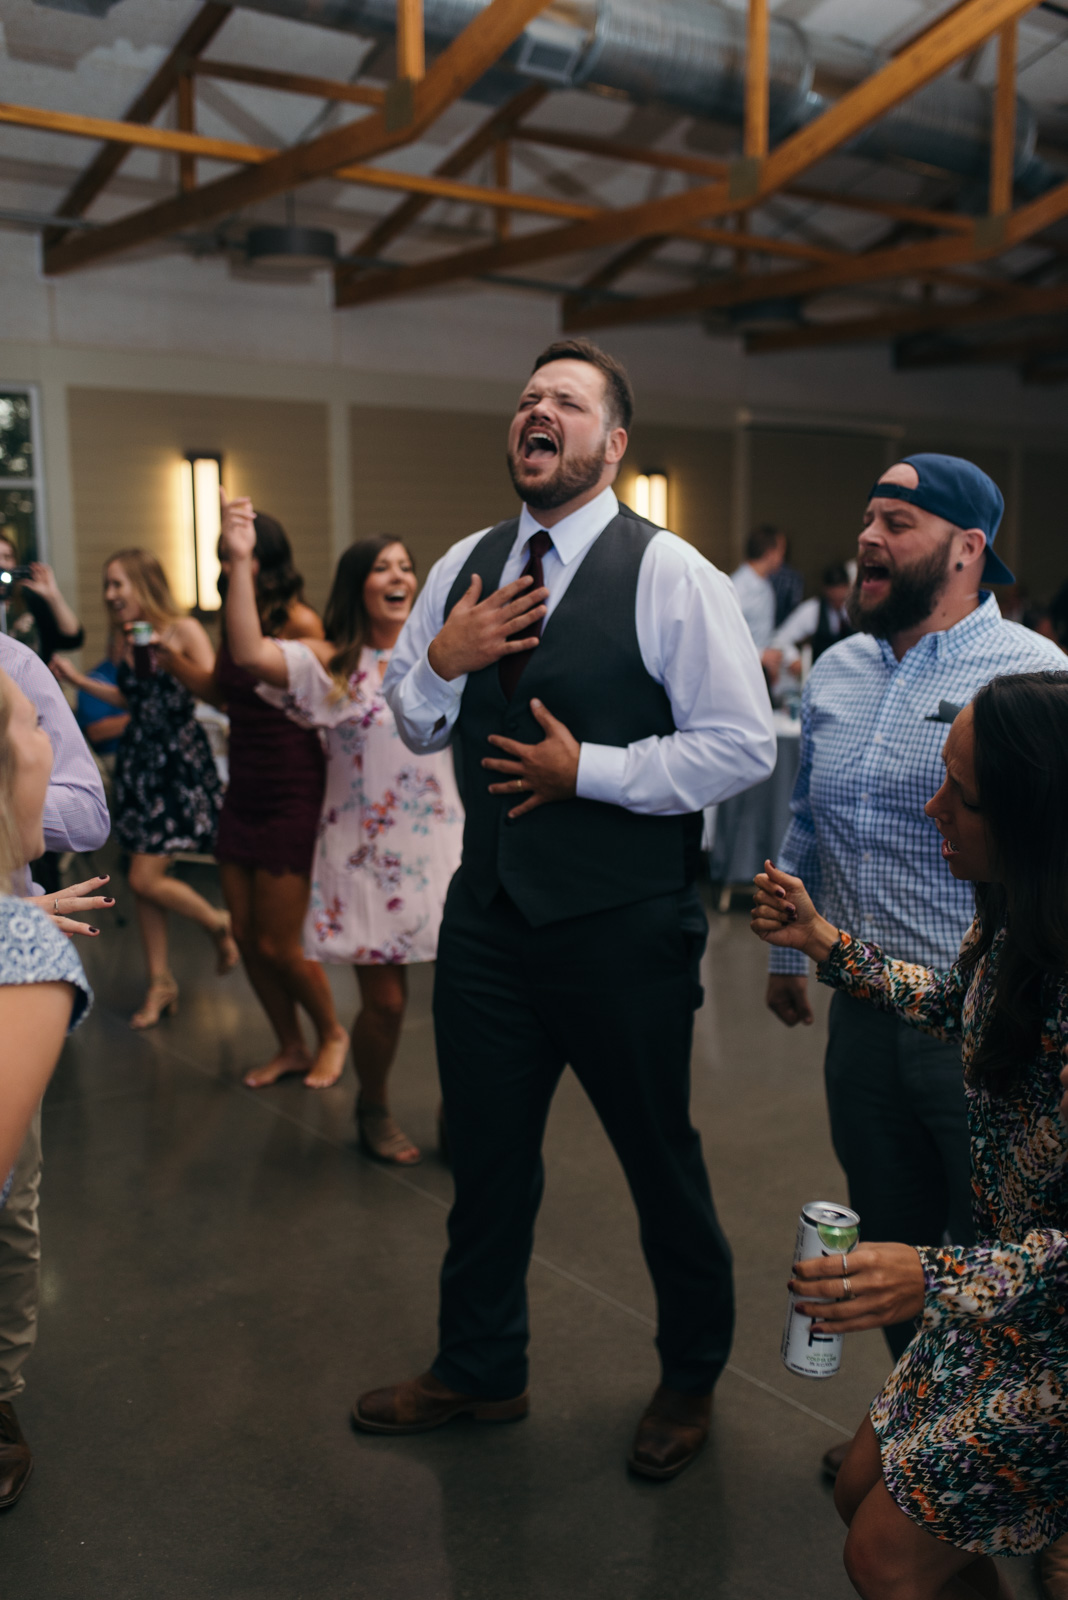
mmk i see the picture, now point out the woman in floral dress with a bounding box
[752,670,1068,1600]
[221,493,462,1166]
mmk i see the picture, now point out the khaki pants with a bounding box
[0,1108,41,1403]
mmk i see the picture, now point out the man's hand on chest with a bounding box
[428,573,549,683]
[482,698,580,819]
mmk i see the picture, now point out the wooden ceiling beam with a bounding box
[336,0,1039,309]
[0,100,272,164]
[190,60,386,107]
[565,174,1068,333]
[744,277,1068,354]
[42,0,554,276]
[343,83,546,277]
[894,326,1068,369]
[44,0,231,248]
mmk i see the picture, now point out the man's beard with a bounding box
[507,438,607,512]
[848,532,954,639]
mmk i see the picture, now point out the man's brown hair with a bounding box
[531,338,634,432]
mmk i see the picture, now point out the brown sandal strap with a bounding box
[357,1101,420,1163]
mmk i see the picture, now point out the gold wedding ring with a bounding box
[842,1275,854,1301]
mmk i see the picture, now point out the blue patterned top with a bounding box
[0,896,92,1207]
[770,594,1066,975]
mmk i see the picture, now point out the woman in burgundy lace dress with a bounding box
[161,514,349,1088]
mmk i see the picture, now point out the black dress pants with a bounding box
[431,872,734,1401]
[825,990,975,1362]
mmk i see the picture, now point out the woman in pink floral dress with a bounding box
[221,494,463,1166]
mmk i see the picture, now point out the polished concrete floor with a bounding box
[3,861,1042,1599]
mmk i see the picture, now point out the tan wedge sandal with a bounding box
[131,973,179,1030]
[356,1096,422,1167]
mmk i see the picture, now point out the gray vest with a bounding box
[445,508,702,927]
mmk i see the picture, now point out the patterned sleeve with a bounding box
[0,898,92,1029]
[917,1231,1068,1333]
[815,924,976,1041]
[255,640,367,731]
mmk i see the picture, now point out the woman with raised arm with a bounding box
[751,670,1068,1600]
[154,513,349,1090]
[220,492,463,1166]
[53,550,237,1028]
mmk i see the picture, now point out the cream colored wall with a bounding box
[67,388,331,661]
[348,405,736,578]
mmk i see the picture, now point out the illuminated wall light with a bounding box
[181,452,223,611]
[633,471,669,527]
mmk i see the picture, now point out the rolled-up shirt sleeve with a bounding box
[0,636,109,853]
[576,534,776,815]
[383,533,483,753]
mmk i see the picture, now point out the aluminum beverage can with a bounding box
[780,1201,860,1379]
[129,620,155,680]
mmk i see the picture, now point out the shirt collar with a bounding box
[875,590,1003,669]
[516,486,618,567]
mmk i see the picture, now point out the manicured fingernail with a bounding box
[88,926,99,934]
[104,898,115,905]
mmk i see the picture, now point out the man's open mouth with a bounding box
[522,428,559,462]
[859,559,891,586]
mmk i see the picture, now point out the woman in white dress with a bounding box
[221,493,463,1166]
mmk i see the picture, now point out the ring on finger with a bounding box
[513,779,523,791]
[842,1275,854,1301]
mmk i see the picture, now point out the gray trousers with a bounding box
[0,1109,41,1403]
[825,991,974,1362]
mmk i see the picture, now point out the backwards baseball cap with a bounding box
[867,453,1013,585]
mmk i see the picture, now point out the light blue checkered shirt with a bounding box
[770,594,1067,975]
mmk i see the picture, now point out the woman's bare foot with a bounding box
[356,1095,422,1165]
[243,1042,312,1089]
[303,1028,350,1089]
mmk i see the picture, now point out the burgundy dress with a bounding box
[214,639,326,877]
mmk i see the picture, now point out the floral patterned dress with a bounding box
[262,641,463,965]
[819,925,1068,1556]
[112,660,222,854]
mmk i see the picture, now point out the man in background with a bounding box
[763,561,854,684]
[765,454,1066,1490]
[730,525,786,656]
[0,632,109,1509]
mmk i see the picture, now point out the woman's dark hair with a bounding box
[217,511,304,637]
[964,670,1068,1091]
[322,536,415,689]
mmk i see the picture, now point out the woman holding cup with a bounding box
[52,549,237,1027]
[751,671,1068,1600]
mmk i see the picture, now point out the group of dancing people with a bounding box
[49,512,463,1162]
[0,336,1066,1600]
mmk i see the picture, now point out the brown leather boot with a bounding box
[1040,1533,1068,1599]
[0,1402,32,1509]
[627,1385,712,1481]
[352,1371,529,1435]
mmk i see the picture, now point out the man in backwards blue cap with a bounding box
[764,452,1065,1480]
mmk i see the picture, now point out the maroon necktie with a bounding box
[499,529,553,701]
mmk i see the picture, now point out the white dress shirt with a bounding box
[383,487,776,816]
[770,595,849,663]
[730,562,777,653]
[0,633,110,894]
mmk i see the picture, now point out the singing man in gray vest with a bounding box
[357,339,775,1480]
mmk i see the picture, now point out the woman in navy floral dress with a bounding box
[753,671,1068,1599]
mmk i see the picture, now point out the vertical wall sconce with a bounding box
[181,452,223,611]
[633,471,669,527]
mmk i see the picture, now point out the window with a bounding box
[0,386,46,564]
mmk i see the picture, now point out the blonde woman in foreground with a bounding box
[53,550,237,1027]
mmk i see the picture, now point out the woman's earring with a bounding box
[955,561,964,570]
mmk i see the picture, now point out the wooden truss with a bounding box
[10,0,1067,377]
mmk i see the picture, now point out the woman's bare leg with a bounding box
[244,869,348,1089]
[840,1417,1013,1600]
[129,853,227,932]
[219,863,310,1084]
[352,965,408,1107]
[133,892,170,980]
[352,965,419,1164]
